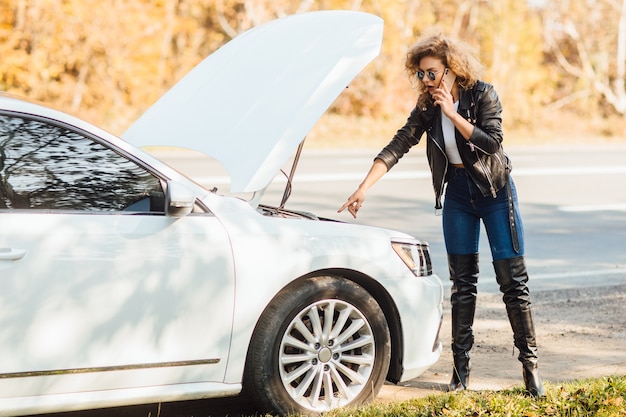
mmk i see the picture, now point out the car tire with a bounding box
[243,275,391,415]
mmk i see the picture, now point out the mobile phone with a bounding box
[439,68,456,89]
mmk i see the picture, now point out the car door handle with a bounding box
[0,248,26,261]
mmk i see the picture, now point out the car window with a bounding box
[0,114,164,212]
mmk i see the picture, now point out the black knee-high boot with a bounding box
[493,256,546,397]
[449,253,479,391]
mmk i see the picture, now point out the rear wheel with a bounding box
[244,276,391,415]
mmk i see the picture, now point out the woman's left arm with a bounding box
[436,79,477,141]
[436,80,503,154]
[465,84,503,154]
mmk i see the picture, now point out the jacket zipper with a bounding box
[468,141,497,197]
[430,132,448,212]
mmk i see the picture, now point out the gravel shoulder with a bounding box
[379,283,626,402]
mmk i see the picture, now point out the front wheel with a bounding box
[244,276,391,415]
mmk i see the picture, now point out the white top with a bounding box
[442,101,461,164]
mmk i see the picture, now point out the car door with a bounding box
[0,114,235,398]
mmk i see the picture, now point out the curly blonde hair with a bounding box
[405,32,484,108]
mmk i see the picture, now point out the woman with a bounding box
[338,33,545,397]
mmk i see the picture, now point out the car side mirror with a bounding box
[165,180,195,217]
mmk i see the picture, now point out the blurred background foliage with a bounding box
[1,0,625,146]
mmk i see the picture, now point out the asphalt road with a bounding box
[312,145,626,293]
[165,143,626,294]
[41,144,625,417]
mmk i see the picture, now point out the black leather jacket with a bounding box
[376,80,510,210]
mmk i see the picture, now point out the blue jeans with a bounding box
[442,166,524,261]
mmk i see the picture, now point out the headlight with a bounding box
[391,238,432,277]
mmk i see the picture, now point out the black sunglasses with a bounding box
[416,68,444,81]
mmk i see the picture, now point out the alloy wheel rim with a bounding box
[278,299,376,411]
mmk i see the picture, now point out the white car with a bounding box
[0,10,443,417]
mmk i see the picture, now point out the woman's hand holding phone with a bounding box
[439,68,457,89]
[434,68,457,116]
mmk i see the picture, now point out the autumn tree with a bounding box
[2,0,623,141]
[0,0,227,132]
[542,0,626,125]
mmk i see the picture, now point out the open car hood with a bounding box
[122,10,383,194]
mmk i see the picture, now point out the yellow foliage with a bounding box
[0,0,623,140]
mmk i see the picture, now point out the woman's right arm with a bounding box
[338,159,388,218]
[338,105,428,218]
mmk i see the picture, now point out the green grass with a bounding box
[285,375,626,417]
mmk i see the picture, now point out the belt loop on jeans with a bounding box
[448,164,466,178]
